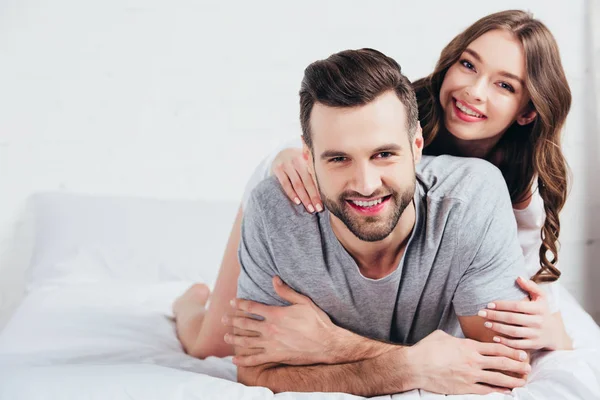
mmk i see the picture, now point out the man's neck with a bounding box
[329,201,416,280]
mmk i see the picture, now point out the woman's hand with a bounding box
[271,148,322,213]
[222,276,339,367]
[480,276,571,351]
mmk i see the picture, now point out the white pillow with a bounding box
[27,193,239,289]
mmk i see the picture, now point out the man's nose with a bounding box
[354,163,382,197]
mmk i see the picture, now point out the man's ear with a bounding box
[516,107,537,126]
[412,121,424,164]
[301,135,315,176]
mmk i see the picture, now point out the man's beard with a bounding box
[318,179,415,242]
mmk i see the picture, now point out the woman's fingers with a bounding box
[273,166,302,207]
[292,156,322,211]
[479,309,542,328]
[516,276,546,301]
[284,163,316,213]
[488,300,540,315]
[272,151,322,214]
[485,321,537,339]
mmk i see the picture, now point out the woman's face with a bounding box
[439,29,535,148]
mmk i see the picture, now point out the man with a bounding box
[231,48,530,396]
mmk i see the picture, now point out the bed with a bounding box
[0,192,598,399]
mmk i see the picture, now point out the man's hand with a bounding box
[223,276,342,367]
[406,330,531,395]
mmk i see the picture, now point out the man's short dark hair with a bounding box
[299,48,418,150]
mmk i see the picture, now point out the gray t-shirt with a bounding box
[237,155,527,344]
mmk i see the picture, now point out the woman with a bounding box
[173,9,573,360]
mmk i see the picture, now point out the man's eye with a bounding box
[376,152,393,159]
[330,157,347,163]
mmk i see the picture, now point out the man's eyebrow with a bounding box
[372,143,403,153]
[320,150,349,160]
[464,48,525,86]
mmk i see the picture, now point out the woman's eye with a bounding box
[498,82,515,93]
[460,59,475,71]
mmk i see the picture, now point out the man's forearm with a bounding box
[324,326,400,364]
[239,345,416,396]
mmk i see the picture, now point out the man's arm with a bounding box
[237,328,529,396]
[232,280,530,395]
[453,166,531,351]
[237,340,412,396]
[452,166,530,323]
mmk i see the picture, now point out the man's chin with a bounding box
[345,219,395,242]
[354,231,393,242]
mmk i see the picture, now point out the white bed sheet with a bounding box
[0,281,598,400]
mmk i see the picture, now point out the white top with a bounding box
[243,137,560,312]
[513,188,560,312]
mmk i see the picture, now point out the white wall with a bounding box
[0,0,598,327]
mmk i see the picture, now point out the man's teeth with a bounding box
[351,198,383,208]
[456,100,483,118]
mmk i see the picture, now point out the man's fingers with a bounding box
[477,342,528,362]
[274,167,301,207]
[232,298,273,319]
[481,309,542,328]
[224,332,265,349]
[478,370,527,390]
[234,346,265,358]
[233,354,276,368]
[272,276,309,305]
[486,322,536,339]
[481,356,531,376]
[470,384,511,396]
[492,336,534,350]
[284,164,315,213]
[223,315,264,335]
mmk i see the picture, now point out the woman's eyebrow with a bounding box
[464,48,483,62]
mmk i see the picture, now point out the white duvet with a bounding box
[0,281,598,400]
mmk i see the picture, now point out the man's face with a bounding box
[305,90,423,242]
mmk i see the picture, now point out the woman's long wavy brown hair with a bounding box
[413,10,571,283]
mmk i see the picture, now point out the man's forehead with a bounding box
[309,93,411,153]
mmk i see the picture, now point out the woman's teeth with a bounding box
[351,198,383,208]
[456,100,484,118]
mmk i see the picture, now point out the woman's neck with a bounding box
[428,128,502,160]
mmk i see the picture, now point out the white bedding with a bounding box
[0,281,598,400]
